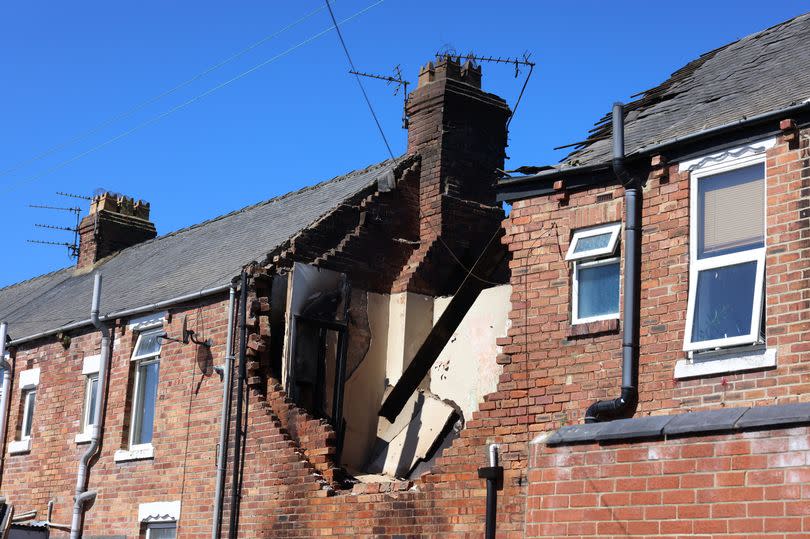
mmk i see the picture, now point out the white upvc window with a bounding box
[565,222,622,261]
[683,150,767,352]
[567,223,622,324]
[20,388,36,440]
[10,368,40,454]
[145,522,176,539]
[129,328,162,450]
[82,375,99,433]
[76,354,101,443]
[139,500,180,538]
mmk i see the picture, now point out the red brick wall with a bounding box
[1,294,231,538]
[528,427,810,538]
[501,129,810,424]
[225,128,810,537]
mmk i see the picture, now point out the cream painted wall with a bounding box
[429,285,512,421]
[341,285,511,473]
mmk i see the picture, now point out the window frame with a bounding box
[565,222,622,261]
[145,521,176,539]
[82,373,99,434]
[20,388,36,441]
[129,328,163,451]
[683,152,767,352]
[571,255,621,325]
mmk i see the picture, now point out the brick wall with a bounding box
[528,427,810,538]
[1,294,230,538]
[500,129,810,425]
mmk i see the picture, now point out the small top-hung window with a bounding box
[565,222,622,261]
[566,223,622,325]
[684,160,766,352]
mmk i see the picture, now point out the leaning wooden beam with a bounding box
[378,228,507,422]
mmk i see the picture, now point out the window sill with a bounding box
[674,347,776,379]
[75,432,92,444]
[568,318,619,338]
[114,444,154,462]
[9,439,31,455]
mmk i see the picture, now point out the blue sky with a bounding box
[0,1,805,287]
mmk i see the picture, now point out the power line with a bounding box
[324,0,395,160]
[0,3,329,180]
[3,0,385,194]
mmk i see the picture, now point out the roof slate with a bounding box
[566,13,810,166]
[0,159,395,341]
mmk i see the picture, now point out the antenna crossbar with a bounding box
[56,191,92,201]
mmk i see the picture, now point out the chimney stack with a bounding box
[405,56,510,206]
[393,56,511,295]
[76,192,157,269]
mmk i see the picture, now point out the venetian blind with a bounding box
[699,163,765,258]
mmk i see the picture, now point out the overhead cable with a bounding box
[3,0,384,193]
[324,0,395,160]
[0,3,331,180]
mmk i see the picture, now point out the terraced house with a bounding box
[0,11,809,539]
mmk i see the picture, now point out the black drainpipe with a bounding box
[585,102,641,423]
[228,271,249,538]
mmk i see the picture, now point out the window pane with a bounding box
[574,232,612,253]
[577,261,620,319]
[23,390,36,438]
[699,163,764,258]
[147,524,176,539]
[86,376,99,427]
[135,331,162,358]
[691,261,757,343]
[134,362,159,445]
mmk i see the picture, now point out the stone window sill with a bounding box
[674,347,776,379]
[9,439,31,455]
[114,444,154,462]
[568,318,619,338]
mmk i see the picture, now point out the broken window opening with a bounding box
[283,263,351,454]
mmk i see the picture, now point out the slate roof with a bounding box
[565,12,810,166]
[0,159,396,342]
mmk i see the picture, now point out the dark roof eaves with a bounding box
[498,100,810,203]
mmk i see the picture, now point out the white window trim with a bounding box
[565,223,622,261]
[675,347,776,379]
[114,443,155,462]
[572,256,621,325]
[8,438,31,455]
[19,368,40,390]
[82,354,101,375]
[127,312,167,331]
[678,137,775,173]
[82,372,99,435]
[76,354,101,444]
[129,355,160,450]
[683,150,768,352]
[139,500,181,523]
